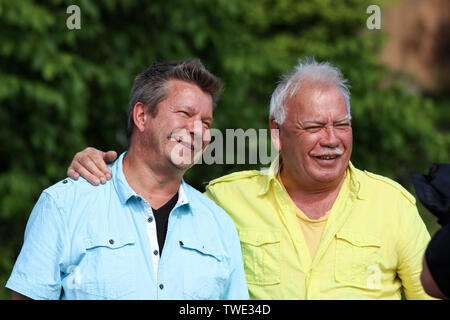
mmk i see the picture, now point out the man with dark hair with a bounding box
[6,59,249,300]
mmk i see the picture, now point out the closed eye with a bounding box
[304,126,323,132]
[202,121,211,129]
[335,123,351,129]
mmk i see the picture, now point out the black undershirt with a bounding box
[153,192,178,255]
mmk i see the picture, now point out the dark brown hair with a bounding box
[127,58,223,137]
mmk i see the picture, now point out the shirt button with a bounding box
[159,284,164,290]
[109,239,114,245]
[62,180,68,184]
[147,217,153,223]
[153,250,159,256]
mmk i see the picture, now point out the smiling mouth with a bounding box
[314,155,340,160]
[174,137,194,151]
[173,135,206,153]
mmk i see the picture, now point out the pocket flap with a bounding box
[85,234,135,250]
[336,231,381,247]
[179,239,223,262]
[238,229,281,246]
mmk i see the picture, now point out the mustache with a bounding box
[313,148,344,157]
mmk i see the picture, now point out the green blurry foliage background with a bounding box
[0,0,448,299]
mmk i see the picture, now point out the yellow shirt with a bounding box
[205,158,433,300]
[277,171,340,260]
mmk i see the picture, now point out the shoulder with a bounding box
[208,170,261,186]
[184,182,218,207]
[357,168,416,205]
[206,170,264,195]
[44,176,96,195]
[43,176,112,214]
[184,183,237,228]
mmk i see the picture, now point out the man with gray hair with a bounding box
[65,57,432,299]
[6,59,249,300]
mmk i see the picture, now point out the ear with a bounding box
[133,102,147,132]
[269,117,282,152]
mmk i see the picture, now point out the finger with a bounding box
[103,151,117,180]
[72,156,105,185]
[104,151,118,163]
[71,162,101,186]
[84,154,109,184]
[77,148,108,183]
[67,167,80,180]
[88,152,112,181]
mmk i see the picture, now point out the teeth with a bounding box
[318,156,337,160]
[173,136,198,150]
[179,141,194,150]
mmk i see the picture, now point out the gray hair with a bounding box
[269,57,351,124]
[127,58,223,137]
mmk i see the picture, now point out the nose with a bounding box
[188,119,210,147]
[320,126,340,148]
[186,118,205,136]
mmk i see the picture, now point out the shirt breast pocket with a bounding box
[238,229,281,286]
[180,239,228,300]
[335,231,382,289]
[74,234,137,299]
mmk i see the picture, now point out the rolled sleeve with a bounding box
[6,192,67,299]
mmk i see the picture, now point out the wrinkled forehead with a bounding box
[285,82,349,122]
[300,114,351,126]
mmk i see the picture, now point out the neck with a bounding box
[123,145,183,209]
[280,167,347,220]
[281,169,346,194]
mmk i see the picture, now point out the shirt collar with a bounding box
[348,161,366,200]
[177,180,189,206]
[258,154,364,200]
[112,151,190,206]
[112,152,136,205]
[258,153,282,196]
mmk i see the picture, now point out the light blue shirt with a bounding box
[6,152,249,300]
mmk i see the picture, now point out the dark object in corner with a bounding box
[412,163,450,226]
